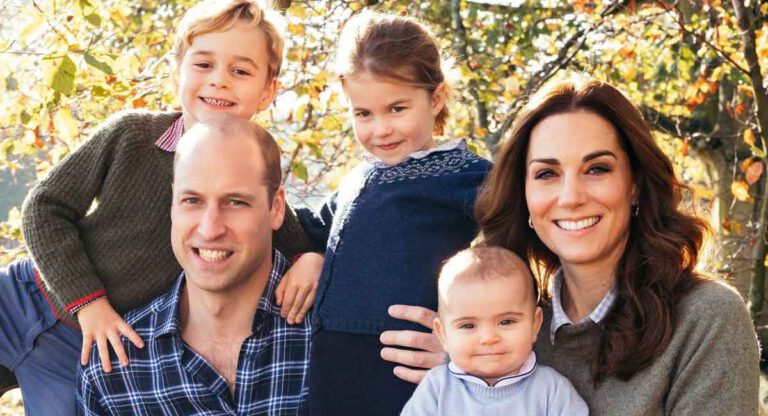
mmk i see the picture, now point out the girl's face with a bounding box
[342,71,445,165]
[524,110,636,273]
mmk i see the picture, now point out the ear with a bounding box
[270,186,286,231]
[532,306,543,340]
[433,316,448,351]
[430,82,447,117]
[257,77,279,111]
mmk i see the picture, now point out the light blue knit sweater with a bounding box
[400,363,588,416]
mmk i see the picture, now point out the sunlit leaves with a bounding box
[46,55,77,95]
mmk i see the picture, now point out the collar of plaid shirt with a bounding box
[549,269,617,344]
[154,115,184,152]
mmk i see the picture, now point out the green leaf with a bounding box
[20,111,31,125]
[91,85,110,97]
[291,160,308,182]
[85,12,101,27]
[84,53,113,75]
[49,55,76,96]
[5,75,17,91]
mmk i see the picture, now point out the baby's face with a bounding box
[435,275,542,385]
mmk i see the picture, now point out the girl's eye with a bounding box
[355,110,371,119]
[587,164,611,175]
[391,106,406,113]
[459,323,475,330]
[533,169,556,180]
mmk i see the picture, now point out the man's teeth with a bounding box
[198,249,230,262]
[557,217,599,231]
[202,97,234,106]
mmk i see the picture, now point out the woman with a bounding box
[381,75,760,415]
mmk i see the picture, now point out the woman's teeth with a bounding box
[556,216,600,231]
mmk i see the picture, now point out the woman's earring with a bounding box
[528,216,534,228]
[631,203,640,217]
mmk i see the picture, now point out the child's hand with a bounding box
[77,298,144,372]
[276,253,324,324]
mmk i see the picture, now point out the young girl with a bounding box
[295,11,492,416]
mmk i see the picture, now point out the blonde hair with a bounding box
[171,0,285,79]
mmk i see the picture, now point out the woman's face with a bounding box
[525,110,636,272]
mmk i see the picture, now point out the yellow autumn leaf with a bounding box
[288,23,305,36]
[744,129,755,146]
[349,2,363,11]
[287,3,308,20]
[731,180,751,202]
[54,107,79,144]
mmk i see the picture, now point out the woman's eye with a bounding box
[533,169,556,180]
[587,164,611,175]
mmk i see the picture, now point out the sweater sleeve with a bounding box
[665,281,760,415]
[295,192,338,252]
[273,203,316,259]
[22,112,138,314]
[399,368,439,416]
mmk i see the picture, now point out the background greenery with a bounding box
[2,0,768,411]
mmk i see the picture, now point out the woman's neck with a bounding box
[559,263,616,323]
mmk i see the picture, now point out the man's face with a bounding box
[171,130,284,295]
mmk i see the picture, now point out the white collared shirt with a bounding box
[447,351,537,388]
[549,269,617,344]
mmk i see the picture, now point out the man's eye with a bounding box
[228,200,247,207]
[181,197,200,205]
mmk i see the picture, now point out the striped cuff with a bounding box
[67,290,108,315]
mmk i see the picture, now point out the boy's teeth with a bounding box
[557,217,599,231]
[202,97,234,106]
[198,249,230,262]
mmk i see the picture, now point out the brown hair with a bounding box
[475,74,709,382]
[331,11,453,135]
[171,0,285,80]
[438,246,539,313]
[175,116,282,201]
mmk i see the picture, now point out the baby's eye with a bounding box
[193,62,211,69]
[499,319,515,326]
[459,322,475,330]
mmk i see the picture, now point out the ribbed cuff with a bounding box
[67,290,107,315]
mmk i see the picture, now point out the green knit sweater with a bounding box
[21,110,313,327]
[535,280,760,415]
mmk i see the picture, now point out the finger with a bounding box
[81,335,94,366]
[281,285,299,318]
[292,288,316,324]
[388,305,437,329]
[380,346,446,370]
[108,330,128,367]
[119,322,144,349]
[97,336,112,373]
[287,288,310,324]
[392,365,428,384]
[380,329,443,353]
[275,278,286,306]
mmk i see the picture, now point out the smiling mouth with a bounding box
[377,142,402,150]
[556,216,601,231]
[194,248,233,262]
[200,97,235,107]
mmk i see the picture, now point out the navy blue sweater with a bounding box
[298,146,492,335]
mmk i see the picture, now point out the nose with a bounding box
[557,173,587,208]
[479,325,500,345]
[197,206,226,240]
[208,67,230,89]
[372,118,393,138]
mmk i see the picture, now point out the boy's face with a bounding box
[434,274,543,385]
[177,21,277,131]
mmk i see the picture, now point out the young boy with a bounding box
[0,1,313,414]
[400,247,588,416]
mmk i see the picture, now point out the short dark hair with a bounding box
[174,117,282,200]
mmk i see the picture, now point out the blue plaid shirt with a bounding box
[77,250,311,415]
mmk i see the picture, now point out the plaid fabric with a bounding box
[77,250,311,415]
[549,269,617,344]
[154,115,184,152]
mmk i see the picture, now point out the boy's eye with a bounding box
[232,68,251,76]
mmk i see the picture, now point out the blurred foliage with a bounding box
[3,0,768,313]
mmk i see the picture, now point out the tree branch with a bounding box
[451,0,489,136]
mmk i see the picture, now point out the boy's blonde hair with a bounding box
[438,246,539,312]
[172,0,285,79]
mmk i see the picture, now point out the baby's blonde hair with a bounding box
[171,0,285,79]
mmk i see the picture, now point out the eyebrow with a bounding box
[190,50,259,69]
[176,189,256,200]
[528,150,617,166]
[352,98,412,112]
[450,311,524,324]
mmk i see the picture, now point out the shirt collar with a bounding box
[549,269,617,344]
[362,138,467,167]
[154,115,185,152]
[152,249,289,339]
[448,351,537,388]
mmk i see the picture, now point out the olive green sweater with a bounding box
[535,280,760,415]
[22,110,312,327]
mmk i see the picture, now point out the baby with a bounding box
[401,246,588,415]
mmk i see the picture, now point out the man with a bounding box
[77,117,311,415]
